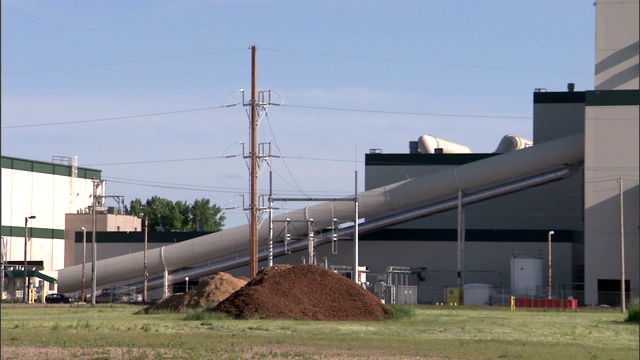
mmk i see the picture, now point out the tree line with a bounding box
[126,196,226,232]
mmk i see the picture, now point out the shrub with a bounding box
[626,298,640,323]
[183,305,229,321]
[385,305,417,320]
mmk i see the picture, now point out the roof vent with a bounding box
[409,141,419,154]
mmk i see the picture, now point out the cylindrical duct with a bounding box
[417,134,471,154]
[494,134,533,153]
[58,133,584,293]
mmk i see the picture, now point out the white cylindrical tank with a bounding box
[494,134,533,153]
[510,257,544,296]
[417,135,471,154]
[463,283,493,306]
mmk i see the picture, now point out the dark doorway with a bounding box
[597,279,630,307]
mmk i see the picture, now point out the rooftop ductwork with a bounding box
[417,134,471,154]
[494,134,533,153]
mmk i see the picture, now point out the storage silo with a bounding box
[510,251,544,297]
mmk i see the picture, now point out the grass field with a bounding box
[1,304,638,359]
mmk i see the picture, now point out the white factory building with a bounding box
[2,0,638,306]
[1,156,101,300]
[280,0,639,306]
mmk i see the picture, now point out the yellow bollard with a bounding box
[510,296,516,311]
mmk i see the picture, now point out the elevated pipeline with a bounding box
[58,133,584,293]
[125,164,579,292]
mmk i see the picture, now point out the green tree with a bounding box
[127,198,144,216]
[126,196,225,232]
[191,198,226,232]
[175,200,191,231]
[146,196,182,231]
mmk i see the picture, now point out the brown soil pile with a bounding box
[215,264,391,321]
[143,272,248,313]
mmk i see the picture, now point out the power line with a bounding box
[280,155,364,163]
[2,105,233,129]
[5,47,592,77]
[261,48,592,76]
[5,49,246,76]
[265,112,309,196]
[104,176,352,197]
[86,154,360,168]
[3,103,527,130]
[281,104,530,119]
[104,177,243,194]
[85,156,228,167]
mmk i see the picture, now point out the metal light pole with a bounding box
[619,176,625,313]
[81,227,86,302]
[23,215,36,303]
[143,216,148,302]
[548,230,554,300]
[1,237,6,302]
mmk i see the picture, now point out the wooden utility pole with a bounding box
[250,45,259,278]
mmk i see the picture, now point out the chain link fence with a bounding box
[423,286,637,308]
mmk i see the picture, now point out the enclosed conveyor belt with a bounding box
[129,163,579,292]
[58,133,584,293]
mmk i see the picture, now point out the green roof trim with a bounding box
[366,153,496,166]
[585,89,640,106]
[533,89,640,106]
[0,157,11,168]
[0,226,65,240]
[4,269,57,284]
[1,156,101,180]
[533,91,586,104]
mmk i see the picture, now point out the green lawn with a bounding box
[1,304,638,359]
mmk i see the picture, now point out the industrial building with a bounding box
[344,0,639,305]
[0,156,103,300]
[2,0,638,306]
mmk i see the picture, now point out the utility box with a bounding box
[446,287,463,305]
[395,285,417,305]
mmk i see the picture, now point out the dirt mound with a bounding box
[215,264,391,321]
[143,272,248,313]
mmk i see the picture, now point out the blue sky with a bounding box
[2,1,596,228]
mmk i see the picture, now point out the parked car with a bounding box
[122,292,142,302]
[45,293,74,304]
[95,292,128,303]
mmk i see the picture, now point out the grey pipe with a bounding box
[125,165,578,292]
[58,133,583,293]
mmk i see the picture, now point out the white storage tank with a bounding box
[493,134,533,153]
[417,135,471,154]
[510,257,544,296]
[463,283,493,306]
